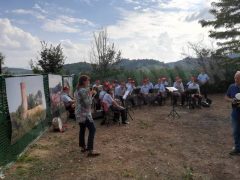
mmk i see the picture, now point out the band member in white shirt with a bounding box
[173,77,186,106]
[187,76,202,108]
[146,78,154,89]
[153,78,166,105]
[115,81,126,105]
[140,79,150,105]
[197,69,210,99]
[102,84,128,124]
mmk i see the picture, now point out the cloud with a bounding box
[107,0,214,61]
[11,8,46,20]
[0,18,40,68]
[41,15,95,33]
[10,5,95,33]
[0,18,90,68]
[60,39,90,62]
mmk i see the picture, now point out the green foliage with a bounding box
[30,41,66,74]
[183,167,193,180]
[199,0,240,56]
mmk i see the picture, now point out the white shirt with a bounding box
[126,84,135,94]
[99,90,106,101]
[147,82,154,89]
[115,86,125,97]
[197,73,209,85]
[188,82,200,94]
[102,93,114,108]
[173,82,184,93]
[140,85,150,94]
[61,92,73,106]
[154,83,166,93]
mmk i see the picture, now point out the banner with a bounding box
[5,75,47,144]
[63,76,73,97]
[48,74,67,120]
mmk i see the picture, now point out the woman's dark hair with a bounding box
[77,75,90,88]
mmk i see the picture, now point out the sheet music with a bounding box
[166,87,178,92]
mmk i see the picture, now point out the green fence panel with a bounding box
[0,74,51,167]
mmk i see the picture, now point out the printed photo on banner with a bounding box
[48,74,67,120]
[5,75,47,144]
[63,76,73,97]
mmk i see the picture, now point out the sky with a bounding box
[0,0,215,68]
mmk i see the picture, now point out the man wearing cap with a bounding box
[187,76,202,108]
[115,81,126,105]
[99,82,109,101]
[173,77,185,106]
[225,71,240,155]
[61,87,75,119]
[153,78,166,105]
[146,78,154,89]
[102,84,128,124]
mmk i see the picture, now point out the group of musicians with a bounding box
[60,71,240,157]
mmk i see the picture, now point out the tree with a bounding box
[0,52,5,74]
[30,41,66,74]
[199,0,240,56]
[90,28,122,76]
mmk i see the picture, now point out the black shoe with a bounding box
[87,151,100,157]
[229,149,240,156]
[80,147,88,153]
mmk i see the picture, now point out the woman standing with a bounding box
[75,75,100,157]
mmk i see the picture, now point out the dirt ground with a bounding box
[4,94,240,180]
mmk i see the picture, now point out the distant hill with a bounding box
[3,58,223,83]
[63,62,92,75]
[62,58,205,74]
[2,67,33,74]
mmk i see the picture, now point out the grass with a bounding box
[122,169,136,178]
[16,154,39,163]
[183,167,194,180]
[138,120,150,129]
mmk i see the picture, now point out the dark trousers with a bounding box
[66,105,75,119]
[232,115,240,151]
[173,92,185,105]
[79,118,96,151]
[200,83,208,99]
[111,106,127,123]
[152,94,162,105]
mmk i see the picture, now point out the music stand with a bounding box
[166,87,180,119]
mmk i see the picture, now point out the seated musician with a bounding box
[61,86,75,119]
[99,82,110,101]
[140,79,150,105]
[115,81,126,105]
[173,77,185,106]
[125,80,136,107]
[153,78,166,105]
[146,78,154,89]
[187,76,202,108]
[162,77,169,87]
[102,84,128,125]
[93,80,102,89]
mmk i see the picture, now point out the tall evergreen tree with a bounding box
[30,41,66,74]
[199,0,240,56]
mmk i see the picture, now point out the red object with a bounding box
[63,86,69,91]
